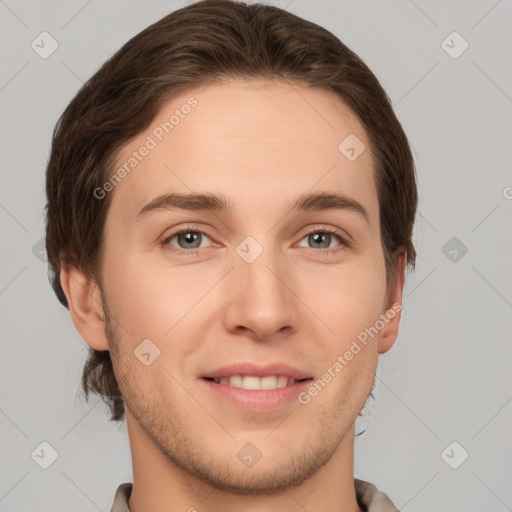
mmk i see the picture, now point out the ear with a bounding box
[60,264,109,351]
[377,249,407,354]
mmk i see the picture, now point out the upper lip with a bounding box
[202,363,312,380]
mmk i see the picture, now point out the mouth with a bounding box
[199,363,314,410]
[202,375,311,390]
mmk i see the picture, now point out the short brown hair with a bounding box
[45,0,417,422]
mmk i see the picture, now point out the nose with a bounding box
[222,243,297,342]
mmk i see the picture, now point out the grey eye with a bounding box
[307,232,333,248]
[168,231,212,249]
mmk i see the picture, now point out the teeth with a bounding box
[277,375,289,388]
[260,376,278,390]
[228,375,243,388]
[243,376,262,390]
[213,375,298,390]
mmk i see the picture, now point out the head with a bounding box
[45,0,417,494]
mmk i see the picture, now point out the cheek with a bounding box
[299,262,384,411]
[101,241,168,338]
[102,246,217,349]
[301,252,387,344]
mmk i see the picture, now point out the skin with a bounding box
[61,79,406,512]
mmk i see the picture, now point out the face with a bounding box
[94,79,402,493]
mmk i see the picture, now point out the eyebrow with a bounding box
[137,192,233,219]
[136,191,370,225]
[293,191,369,225]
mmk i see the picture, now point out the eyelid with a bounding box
[160,224,216,250]
[160,223,351,253]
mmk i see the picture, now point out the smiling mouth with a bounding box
[203,375,312,390]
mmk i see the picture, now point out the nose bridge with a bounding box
[240,242,285,299]
[224,236,295,339]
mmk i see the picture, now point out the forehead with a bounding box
[108,79,378,224]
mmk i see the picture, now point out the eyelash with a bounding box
[160,224,350,256]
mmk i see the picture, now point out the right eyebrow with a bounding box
[136,192,232,220]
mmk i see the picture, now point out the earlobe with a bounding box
[60,264,110,351]
[377,249,407,354]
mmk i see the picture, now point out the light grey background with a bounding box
[1,0,511,511]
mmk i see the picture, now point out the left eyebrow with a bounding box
[136,190,370,226]
[291,191,370,226]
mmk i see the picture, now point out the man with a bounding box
[45,1,417,510]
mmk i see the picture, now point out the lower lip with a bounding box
[200,378,313,411]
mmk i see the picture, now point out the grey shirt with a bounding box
[110,478,400,511]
